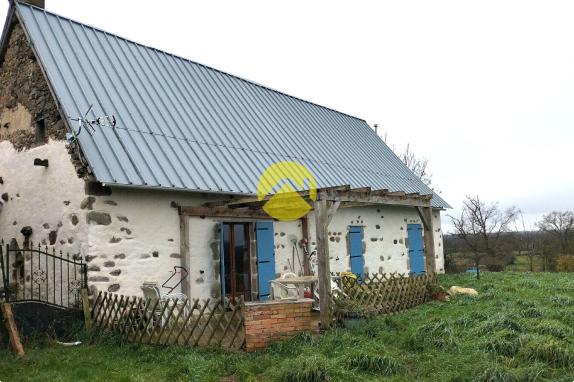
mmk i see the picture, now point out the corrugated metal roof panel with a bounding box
[15,2,450,208]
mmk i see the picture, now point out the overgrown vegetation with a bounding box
[1,273,574,381]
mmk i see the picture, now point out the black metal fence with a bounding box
[0,240,87,309]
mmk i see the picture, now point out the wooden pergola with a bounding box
[178,185,436,329]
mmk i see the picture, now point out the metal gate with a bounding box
[0,240,87,309]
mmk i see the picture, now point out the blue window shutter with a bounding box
[407,224,426,275]
[348,226,364,276]
[219,221,226,300]
[256,221,275,301]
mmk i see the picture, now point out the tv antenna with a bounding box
[67,104,117,142]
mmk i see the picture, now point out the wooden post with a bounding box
[314,197,331,330]
[300,216,310,276]
[179,213,191,296]
[422,207,436,274]
[1,303,24,357]
[81,288,92,329]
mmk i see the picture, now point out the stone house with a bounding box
[0,1,449,300]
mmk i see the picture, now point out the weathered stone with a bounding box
[107,284,120,292]
[1,192,8,202]
[70,214,79,226]
[87,265,100,272]
[103,200,118,206]
[42,223,50,229]
[109,236,121,243]
[103,261,115,267]
[169,253,181,258]
[86,211,111,225]
[120,227,132,235]
[88,275,109,282]
[48,230,57,245]
[59,239,65,245]
[113,253,126,259]
[152,251,159,257]
[109,269,121,276]
[85,255,97,262]
[57,221,63,227]
[68,237,74,244]
[80,196,96,210]
[117,215,129,222]
[20,226,32,237]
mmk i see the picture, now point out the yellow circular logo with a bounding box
[257,161,317,221]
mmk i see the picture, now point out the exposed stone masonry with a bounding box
[0,22,65,149]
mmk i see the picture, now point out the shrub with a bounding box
[558,256,574,272]
[347,351,403,375]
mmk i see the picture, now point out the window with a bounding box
[221,222,252,301]
[34,119,46,144]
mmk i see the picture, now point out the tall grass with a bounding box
[1,272,573,381]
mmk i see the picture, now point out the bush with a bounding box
[486,264,505,272]
[558,256,574,272]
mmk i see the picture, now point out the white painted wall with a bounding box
[0,140,88,253]
[0,140,445,299]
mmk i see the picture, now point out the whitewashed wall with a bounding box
[0,140,445,299]
[0,140,88,254]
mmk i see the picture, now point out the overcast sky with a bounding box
[3,1,573,232]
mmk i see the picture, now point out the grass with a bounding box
[2,273,574,381]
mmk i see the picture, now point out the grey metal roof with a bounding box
[14,2,449,209]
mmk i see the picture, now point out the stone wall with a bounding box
[0,22,65,150]
[243,299,314,352]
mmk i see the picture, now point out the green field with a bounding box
[1,273,574,381]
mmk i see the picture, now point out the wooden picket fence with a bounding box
[331,272,437,318]
[90,292,245,350]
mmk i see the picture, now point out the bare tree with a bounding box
[536,211,574,254]
[400,143,432,187]
[449,195,519,279]
[516,211,536,272]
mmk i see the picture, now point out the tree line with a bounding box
[446,195,574,277]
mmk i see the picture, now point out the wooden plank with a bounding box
[163,298,189,345]
[314,197,332,330]
[415,206,430,231]
[179,214,191,296]
[422,207,436,274]
[179,206,272,219]
[1,303,24,357]
[81,288,92,329]
[326,201,341,225]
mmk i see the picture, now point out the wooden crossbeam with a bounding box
[179,206,271,219]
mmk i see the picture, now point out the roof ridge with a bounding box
[15,0,368,123]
